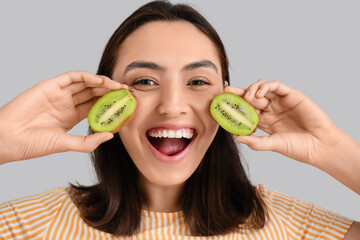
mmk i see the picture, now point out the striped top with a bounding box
[0,184,353,240]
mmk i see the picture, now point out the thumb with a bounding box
[62,132,114,153]
[235,135,276,152]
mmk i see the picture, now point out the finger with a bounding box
[235,135,276,151]
[63,81,122,95]
[56,71,124,90]
[255,80,291,99]
[62,132,114,153]
[62,75,126,96]
[224,86,246,97]
[244,79,267,101]
[245,96,269,113]
[97,75,127,90]
[72,87,111,106]
[263,91,279,101]
[63,82,88,95]
[57,71,103,88]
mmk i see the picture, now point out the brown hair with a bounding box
[72,0,267,236]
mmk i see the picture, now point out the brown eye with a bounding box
[188,79,210,86]
[132,79,157,86]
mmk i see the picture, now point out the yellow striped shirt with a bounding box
[0,184,353,239]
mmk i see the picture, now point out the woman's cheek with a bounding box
[190,86,222,112]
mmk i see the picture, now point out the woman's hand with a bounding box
[226,79,339,165]
[0,71,126,164]
[226,79,360,194]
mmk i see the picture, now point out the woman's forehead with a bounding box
[115,21,221,71]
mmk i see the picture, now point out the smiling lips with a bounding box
[146,127,196,163]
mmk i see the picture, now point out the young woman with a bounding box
[0,1,359,239]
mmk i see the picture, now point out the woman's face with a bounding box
[112,21,224,188]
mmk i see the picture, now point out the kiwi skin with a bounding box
[88,89,137,133]
[210,93,259,135]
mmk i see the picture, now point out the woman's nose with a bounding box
[156,84,190,117]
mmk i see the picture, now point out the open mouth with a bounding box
[145,128,196,161]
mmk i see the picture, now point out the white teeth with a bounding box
[162,129,168,138]
[168,130,175,138]
[148,128,194,139]
[175,130,182,138]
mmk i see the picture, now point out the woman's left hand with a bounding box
[225,80,360,194]
[225,80,348,166]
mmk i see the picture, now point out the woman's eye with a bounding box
[188,79,210,86]
[133,79,156,86]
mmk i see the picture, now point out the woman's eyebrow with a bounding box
[123,59,218,75]
[124,61,165,75]
[182,60,218,73]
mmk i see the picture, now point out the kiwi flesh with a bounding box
[88,89,137,133]
[210,93,258,135]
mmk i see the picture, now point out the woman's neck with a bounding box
[140,175,184,212]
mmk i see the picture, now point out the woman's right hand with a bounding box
[0,71,126,164]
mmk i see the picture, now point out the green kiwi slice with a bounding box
[210,93,258,135]
[88,89,137,133]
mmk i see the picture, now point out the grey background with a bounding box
[0,0,359,221]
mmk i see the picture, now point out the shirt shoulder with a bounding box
[0,187,72,240]
[256,184,354,239]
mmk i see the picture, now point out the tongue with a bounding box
[150,138,189,156]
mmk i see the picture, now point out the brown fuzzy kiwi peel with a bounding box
[88,89,137,133]
[210,93,259,135]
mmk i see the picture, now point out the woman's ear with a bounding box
[224,81,229,88]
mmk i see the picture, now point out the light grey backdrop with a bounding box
[0,0,359,220]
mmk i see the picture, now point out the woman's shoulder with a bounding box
[0,187,77,239]
[0,187,73,211]
[255,184,354,239]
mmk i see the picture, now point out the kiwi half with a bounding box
[88,89,137,133]
[210,93,258,135]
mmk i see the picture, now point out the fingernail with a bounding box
[245,91,250,97]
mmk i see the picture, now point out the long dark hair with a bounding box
[72,0,267,236]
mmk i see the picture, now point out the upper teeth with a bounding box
[148,128,194,139]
